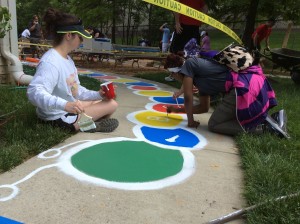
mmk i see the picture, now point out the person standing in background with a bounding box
[159,23,170,53]
[251,18,276,65]
[251,18,276,52]
[169,0,207,54]
[166,0,207,82]
[200,31,210,51]
[28,15,42,57]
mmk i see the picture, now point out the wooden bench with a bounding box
[112,44,168,68]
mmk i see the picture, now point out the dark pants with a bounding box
[29,37,41,57]
[208,89,245,136]
[170,24,200,54]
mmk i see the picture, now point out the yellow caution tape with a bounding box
[142,0,243,44]
[18,42,52,48]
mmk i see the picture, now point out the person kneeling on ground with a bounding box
[27,8,119,133]
[164,53,289,138]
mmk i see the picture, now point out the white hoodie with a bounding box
[27,48,102,121]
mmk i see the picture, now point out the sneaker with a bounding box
[86,118,119,133]
[271,109,287,132]
[264,116,290,139]
[165,75,175,82]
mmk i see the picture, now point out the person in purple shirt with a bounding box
[200,31,210,51]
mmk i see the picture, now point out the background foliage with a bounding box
[15,0,300,46]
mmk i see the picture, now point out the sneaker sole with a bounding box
[265,116,290,139]
[279,109,287,132]
[271,110,287,133]
[95,118,119,132]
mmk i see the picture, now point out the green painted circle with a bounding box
[71,141,184,182]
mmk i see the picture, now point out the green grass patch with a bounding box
[134,71,181,89]
[206,29,300,51]
[0,74,101,172]
[133,72,300,223]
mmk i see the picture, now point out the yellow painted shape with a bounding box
[135,111,182,127]
[113,78,138,83]
[137,90,172,97]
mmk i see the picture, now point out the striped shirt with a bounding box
[225,65,277,130]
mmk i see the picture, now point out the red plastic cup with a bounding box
[101,81,116,99]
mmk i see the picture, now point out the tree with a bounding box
[15,0,300,46]
[242,0,259,49]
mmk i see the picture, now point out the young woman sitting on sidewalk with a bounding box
[27,8,118,133]
[164,53,289,138]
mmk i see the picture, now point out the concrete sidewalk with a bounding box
[0,71,245,224]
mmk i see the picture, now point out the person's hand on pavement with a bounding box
[188,120,200,129]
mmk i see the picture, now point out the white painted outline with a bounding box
[0,141,93,201]
[57,137,195,190]
[132,125,207,151]
[38,148,61,159]
[38,140,93,159]
[0,185,19,202]
[0,164,58,201]
[127,110,188,128]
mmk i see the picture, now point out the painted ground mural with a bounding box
[0,63,207,203]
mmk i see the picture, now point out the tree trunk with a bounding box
[112,0,116,43]
[147,4,152,43]
[242,0,259,49]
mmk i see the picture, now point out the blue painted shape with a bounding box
[0,216,23,224]
[87,73,105,77]
[153,96,184,104]
[141,127,199,148]
[126,82,155,86]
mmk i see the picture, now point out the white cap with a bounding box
[200,31,206,36]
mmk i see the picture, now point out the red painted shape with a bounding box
[152,103,184,114]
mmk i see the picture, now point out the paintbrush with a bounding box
[175,98,180,108]
[77,113,96,132]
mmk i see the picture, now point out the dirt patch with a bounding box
[74,58,166,76]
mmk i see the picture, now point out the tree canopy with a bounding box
[16,0,300,45]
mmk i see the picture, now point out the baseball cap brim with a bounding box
[56,25,92,39]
